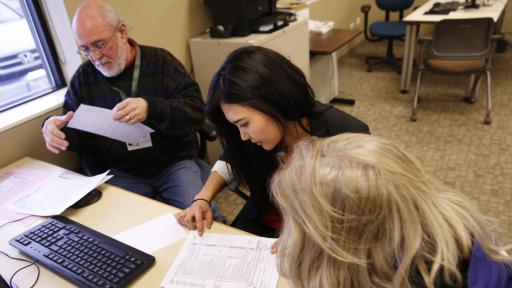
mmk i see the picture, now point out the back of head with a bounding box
[206,46,316,194]
[271,133,509,287]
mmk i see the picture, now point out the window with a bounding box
[0,0,64,112]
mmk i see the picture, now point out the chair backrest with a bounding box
[376,0,414,12]
[375,0,414,21]
[431,18,494,59]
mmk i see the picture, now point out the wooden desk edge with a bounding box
[310,29,363,54]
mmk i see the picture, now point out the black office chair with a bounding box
[361,0,414,73]
[410,18,500,125]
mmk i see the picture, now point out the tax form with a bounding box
[161,233,279,288]
[67,104,154,144]
[6,170,111,216]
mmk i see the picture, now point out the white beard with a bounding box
[94,38,127,77]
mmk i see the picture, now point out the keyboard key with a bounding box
[15,237,31,246]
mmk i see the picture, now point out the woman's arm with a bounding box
[175,171,227,236]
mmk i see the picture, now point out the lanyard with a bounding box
[110,45,141,100]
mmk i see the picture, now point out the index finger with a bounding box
[49,125,67,140]
[113,100,128,112]
[195,209,205,236]
[205,208,213,229]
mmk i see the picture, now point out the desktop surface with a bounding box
[404,0,508,23]
[0,158,288,287]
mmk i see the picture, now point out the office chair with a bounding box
[410,18,500,125]
[194,123,249,201]
[361,0,414,73]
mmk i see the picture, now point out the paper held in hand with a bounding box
[67,104,154,144]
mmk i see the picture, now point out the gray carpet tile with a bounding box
[338,40,512,241]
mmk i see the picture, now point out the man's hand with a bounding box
[41,111,74,154]
[113,97,148,124]
[175,200,213,236]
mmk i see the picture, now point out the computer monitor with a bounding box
[204,0,277,37]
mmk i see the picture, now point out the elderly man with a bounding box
[41,0,205,209]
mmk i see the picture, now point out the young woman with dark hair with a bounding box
[176,46,369,237]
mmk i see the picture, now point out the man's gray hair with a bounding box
[98,1,123,29]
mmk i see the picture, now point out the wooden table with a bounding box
[309,29,362,105]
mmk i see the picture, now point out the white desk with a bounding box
[309,29,362,104]
[0,158,288,287]
[400,0,509,92]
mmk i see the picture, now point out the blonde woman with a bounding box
[271,134,511,288]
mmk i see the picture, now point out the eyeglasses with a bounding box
[76,23,120,57]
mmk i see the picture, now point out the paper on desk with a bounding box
[114,213,188,254]
[67,104,154,144]
[0,168,55,226]
[160,232,279,288]
[6,171,111,216]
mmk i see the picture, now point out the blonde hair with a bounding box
[271,133,511,288]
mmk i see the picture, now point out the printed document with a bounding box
[67,104,154,144]
[160,233,279,288]
[6,170,111,216]
[0,167,53,226]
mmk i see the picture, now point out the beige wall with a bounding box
[309,0,430,28]
[504,3,512,40]
[0,111,78,169]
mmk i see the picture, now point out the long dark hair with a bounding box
[206,46,316,210]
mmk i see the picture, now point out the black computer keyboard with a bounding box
[431,1,461,13]
[9,216,155,288]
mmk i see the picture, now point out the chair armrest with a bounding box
[198,122,217,142]
[227,178,249,201]
[417,36,433,44]
[491,34,503,41]
[361,4,371,13]
[360,4,376,41]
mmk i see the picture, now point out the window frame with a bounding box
[0,0,65,112]
[0,0,81,132]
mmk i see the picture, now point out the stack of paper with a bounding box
[3,164,111,216]
[309,19,334,34]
